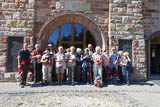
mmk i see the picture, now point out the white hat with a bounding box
[48,44,53,47]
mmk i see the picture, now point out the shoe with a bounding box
[20,85,24,88]
[33,81,37,84]
[41,82,44,87]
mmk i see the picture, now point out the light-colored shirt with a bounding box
[92,53,102,66]
[55,53,66,68]
[41,54,50,66]
[68,53,76,67]
[122,57,128,66]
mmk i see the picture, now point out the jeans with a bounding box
[82,66,90,83]
[93,64,102,78]
[110,63,118,72]
[122,65,130,83]
[110,63,118,84]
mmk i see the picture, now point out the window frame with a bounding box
[59,23,86,49]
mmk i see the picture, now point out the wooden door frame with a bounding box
[147,40,151,78]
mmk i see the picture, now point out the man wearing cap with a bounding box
[48,43,56,83]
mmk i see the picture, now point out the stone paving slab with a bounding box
[0,82,160,107]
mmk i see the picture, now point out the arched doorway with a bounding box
[48,24,96,49]
[38,13,107,50]
[147,31,160,78]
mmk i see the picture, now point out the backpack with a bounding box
[94,76,103,88]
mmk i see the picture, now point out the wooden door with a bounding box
[7,37,24,72]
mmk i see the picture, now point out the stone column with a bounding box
[109,0,147,80]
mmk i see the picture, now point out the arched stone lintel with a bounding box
[38,13,107,50]
[147,30,160,41]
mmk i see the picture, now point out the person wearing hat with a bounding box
[41,48,52,85]
[48,43,55,55]
[48,43,56,84]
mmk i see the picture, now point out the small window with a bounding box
[119,39,132,58]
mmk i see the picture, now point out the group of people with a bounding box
[18,43,131,88]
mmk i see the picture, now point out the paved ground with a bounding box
[0,81,160,107]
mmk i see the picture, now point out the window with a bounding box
[48,24,96,49]
[119,39,132,58]
[48,28,59,47]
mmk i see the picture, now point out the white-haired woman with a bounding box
[92,46,103,79]
[76,48,83,83]
[55,46,66,85]
[68,46,76,86]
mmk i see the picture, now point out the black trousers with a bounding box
[20,63,30,85]
[76,65,82,83]
[33,61,42,82]
[51,64,57,82]
[118,66,123,83]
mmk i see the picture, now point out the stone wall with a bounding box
[109,0,146,80]
[143,0,160,38]
[0,0,35,79]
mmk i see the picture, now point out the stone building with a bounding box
[0,0,160,81]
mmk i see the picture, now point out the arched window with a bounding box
[48,24,96,49]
